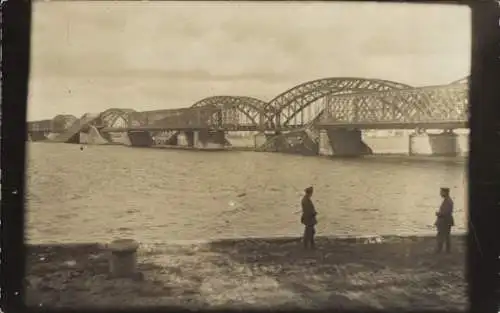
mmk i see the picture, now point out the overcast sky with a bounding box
[28,1,471,120]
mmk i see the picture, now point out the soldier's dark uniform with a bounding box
[435,188,454,253]
[301,187,317,249]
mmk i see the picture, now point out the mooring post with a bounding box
[108,239,140,278]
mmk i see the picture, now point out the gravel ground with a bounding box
[25,235,467,310]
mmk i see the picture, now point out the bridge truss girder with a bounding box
[191,96,267,130]
[152,107,221,129]
[264,77,413,128]
[318,83,468,128]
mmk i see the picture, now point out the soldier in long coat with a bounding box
[434,187,455,253]
[301,186,318,249]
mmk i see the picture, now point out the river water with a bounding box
[25,142,467,244]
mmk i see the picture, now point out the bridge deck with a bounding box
[100,121,467,133]
[101,125,305,132]
[315,121,467,130]
[100,126,261,132]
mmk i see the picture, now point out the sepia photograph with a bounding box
[24,1,470,310]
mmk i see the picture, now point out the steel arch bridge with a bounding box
[58,76,468,133]
[262,77,414,128]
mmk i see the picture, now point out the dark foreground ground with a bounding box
[25,235,467,310]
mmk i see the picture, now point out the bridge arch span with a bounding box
[51,114,78,132]
[191,96,267,127]
[264,77,413,127]
[99,108,136,128]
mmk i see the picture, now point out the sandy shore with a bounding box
[25,235,467,310]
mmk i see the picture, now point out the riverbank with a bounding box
[25,235,467,310]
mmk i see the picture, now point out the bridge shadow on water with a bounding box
[25,234,466,310]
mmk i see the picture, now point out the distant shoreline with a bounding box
[27,141,468,163]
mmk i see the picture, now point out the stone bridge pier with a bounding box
[179,130,229,148]
[254,131,284,151]
[106,129,229,148]
[183,131,195,147]
[318,128,462,157]
[318,128,373,157]
[28,131,50,142]
[127,130,154,147]
[408,130,460,156]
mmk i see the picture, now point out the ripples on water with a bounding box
[26,143,467,244]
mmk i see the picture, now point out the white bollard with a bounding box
[108,239,139,278]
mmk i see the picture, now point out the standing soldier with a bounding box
[434,187,455,253]
[301,186,318,249]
